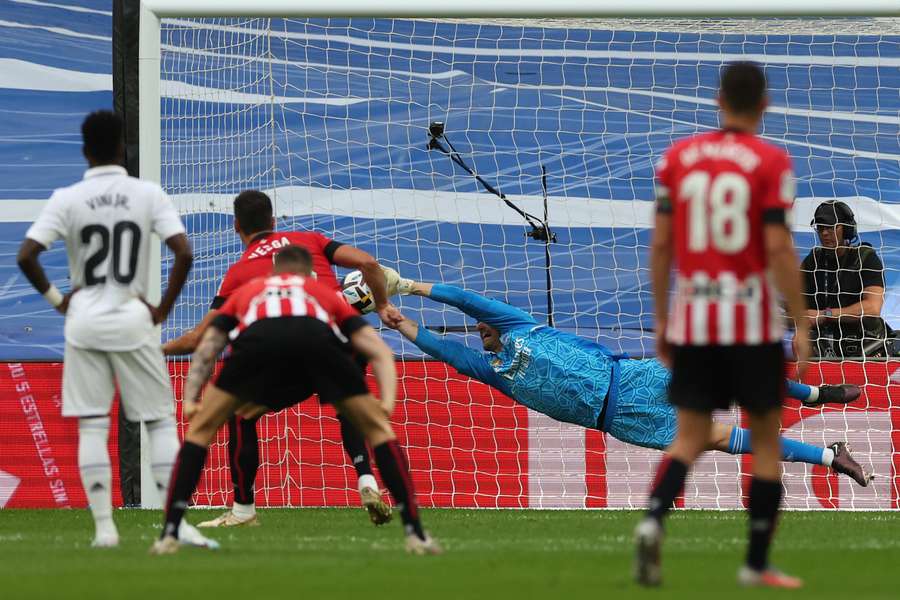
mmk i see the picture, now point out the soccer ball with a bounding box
[342,270,375,314]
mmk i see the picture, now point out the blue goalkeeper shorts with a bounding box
[605,358,676,451]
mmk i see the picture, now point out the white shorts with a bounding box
[62,341,175,421]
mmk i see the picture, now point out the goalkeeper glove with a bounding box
[381,266,414,296]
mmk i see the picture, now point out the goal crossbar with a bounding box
[140,0,899,18]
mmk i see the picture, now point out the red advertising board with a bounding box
[0,360,527,509]
[0,362,122,509]
[1,360,897,509]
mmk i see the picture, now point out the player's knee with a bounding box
[366,418,395,446]
[340,394,395,445]
[707,424,732,451]
[670,434,706,462]
[357,410,392,441]
[185,426,215,447]
[185,413,220,447]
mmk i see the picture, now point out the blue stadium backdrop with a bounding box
[0,1,898,510]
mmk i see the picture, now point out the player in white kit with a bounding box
[16,111,215,549]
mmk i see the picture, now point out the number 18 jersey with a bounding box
[26,165,186,351]
[656,129,795,346]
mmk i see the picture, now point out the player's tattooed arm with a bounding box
[182,326,229,418]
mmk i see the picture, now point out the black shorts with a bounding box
[668,343,785,415]
[214,317,369,409]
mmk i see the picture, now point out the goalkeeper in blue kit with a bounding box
[387,280,872,486]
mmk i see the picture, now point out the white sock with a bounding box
[145,416,179,498]
[232,501,256,519]
[357,474,378,494]
[78,416,116,537]
[806,387,820,403]
[822,447,835,467]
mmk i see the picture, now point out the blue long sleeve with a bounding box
[412,325,511,396]
[429,284,537,333]
[414,284,609,430]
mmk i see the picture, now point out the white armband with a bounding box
[43,285,64,308]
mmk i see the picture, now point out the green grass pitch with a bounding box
[1,508,897,599]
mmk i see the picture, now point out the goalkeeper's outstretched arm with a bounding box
[405,281,536,333]
[393,314,510,395]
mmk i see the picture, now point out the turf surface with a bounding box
[0,508,897,599]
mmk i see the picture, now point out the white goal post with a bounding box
[136,1,900,510]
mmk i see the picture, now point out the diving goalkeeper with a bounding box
[388,280,871,486]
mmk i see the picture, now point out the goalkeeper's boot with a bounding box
[803,384,861,407]
[148,535,180,556]
[737,566,803,589]
[178,521,221,550]
[830,441,873,487]
[634,518,663,587]
[196,510,260,528]
[360,487,393,526]
[405,532,443,555]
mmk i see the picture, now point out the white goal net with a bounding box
[157,16,900,509]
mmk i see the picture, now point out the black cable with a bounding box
[429,135,545,230]
[428,122,559,327]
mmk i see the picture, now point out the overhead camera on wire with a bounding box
[426,119,558,325]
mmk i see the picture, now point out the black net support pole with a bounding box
[112,0,142,508]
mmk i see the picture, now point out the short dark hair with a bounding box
[81,110,124,163]
[273,245,313,274]
[233,190,273,235]
[720,62,767,114]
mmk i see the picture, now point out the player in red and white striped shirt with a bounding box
[657,116,794,347]
[165,190,398,528]
[152,246,441,556]
[636,63,810,589]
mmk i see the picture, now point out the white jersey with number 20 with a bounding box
[26,165,185,351]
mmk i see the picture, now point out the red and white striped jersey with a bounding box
[216,273,359,341]
[656,129,795,346]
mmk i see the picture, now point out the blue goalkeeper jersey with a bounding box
[412,285,619,430]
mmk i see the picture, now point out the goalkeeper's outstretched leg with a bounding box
[383,277,871,485]
[609,359,873,486]
[709,424,872,486]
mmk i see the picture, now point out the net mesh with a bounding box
[158,16,900,509]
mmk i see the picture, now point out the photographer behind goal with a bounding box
[802,200,892,358]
